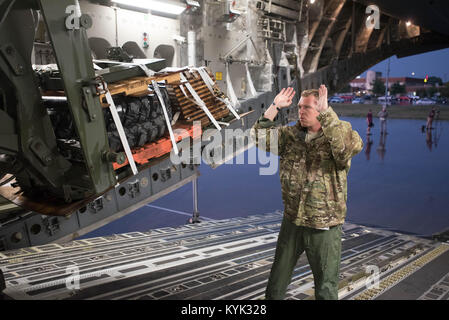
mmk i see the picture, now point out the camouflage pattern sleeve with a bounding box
[317,107,363,168]
[250,115,289,156]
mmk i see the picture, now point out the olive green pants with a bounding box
[265,216,342,300]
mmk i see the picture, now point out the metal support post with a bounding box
[188,177,201,224]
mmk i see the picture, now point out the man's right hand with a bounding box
[274,87,296,108]
[263,87,296,121]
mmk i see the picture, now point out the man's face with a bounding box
[298,95,320,128]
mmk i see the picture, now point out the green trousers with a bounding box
[265,216,342,300]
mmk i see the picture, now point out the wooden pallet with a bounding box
[166,69,230,127]
[98,67,231,128]
[98,72,182,105]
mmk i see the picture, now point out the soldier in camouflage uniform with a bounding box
[250,85,363,300]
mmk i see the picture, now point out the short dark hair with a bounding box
[301,89,319,99]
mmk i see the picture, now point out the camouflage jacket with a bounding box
[250,107,363,229]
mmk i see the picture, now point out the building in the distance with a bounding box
[349,71,433,95]
[365,70,383,91]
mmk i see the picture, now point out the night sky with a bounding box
[359,48,449,82]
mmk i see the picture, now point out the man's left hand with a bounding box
[317,84,328,113]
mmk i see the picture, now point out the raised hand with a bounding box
[274,87,296,109]
[317,84,328,113]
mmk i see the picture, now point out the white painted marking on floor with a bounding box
[145,205,215,221]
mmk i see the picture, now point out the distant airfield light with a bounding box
[412,72,415,76]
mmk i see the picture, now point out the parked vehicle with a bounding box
[394,96,412,105]
[377,96,393,104]
[352,98,365,104]
[398,96,411,102]
[415,98,437,105]
[328,96,345,103]
[432,97,448,104]
[340,95,354,102]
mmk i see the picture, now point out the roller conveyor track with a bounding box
[0,212,447,300]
